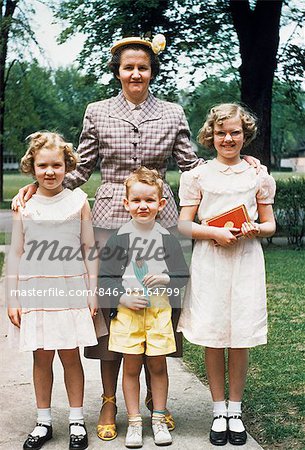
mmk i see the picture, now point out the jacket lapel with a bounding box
[109,91,162,125]
[138,93,162,124]
[109,91,135,124]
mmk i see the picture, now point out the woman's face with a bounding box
[117,49,152,104]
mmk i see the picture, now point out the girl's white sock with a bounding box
[69,407,85,436]
[228,400,245,432]
[227,400,242,416]
[213,400,227,417]
[211,401,227,432]
[31,408,52,437]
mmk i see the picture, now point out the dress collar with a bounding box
[211,158,251,174]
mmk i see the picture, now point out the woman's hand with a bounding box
[119,292,149,311]
[8,307,22,328]
[243,155,261,173]
[240,221,261,239]
[213,227,239,247]
[11,183,38,210]
[142,273,170,287]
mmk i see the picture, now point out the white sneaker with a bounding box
[152,419,172,446]
[125,423,143,448]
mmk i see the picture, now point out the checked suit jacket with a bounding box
[64,91,202,229]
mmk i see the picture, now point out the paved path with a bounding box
[0,276,263,450]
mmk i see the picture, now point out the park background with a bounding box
[0,1,304,449]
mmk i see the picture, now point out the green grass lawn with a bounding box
[183,247,305,450]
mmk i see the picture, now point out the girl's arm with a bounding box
[7,210,24,327]
[241,204,276,238]
[178,205,239,247]
[81,200,98,317]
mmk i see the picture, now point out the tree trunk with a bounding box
[230,0,283,170]
[0,0,18,202]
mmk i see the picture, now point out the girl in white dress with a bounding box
[7,132,106,450]
[177,104,276,446]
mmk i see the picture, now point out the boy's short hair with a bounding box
[124,167,164,198]
[198,103,257,149]
[20,131,79,176]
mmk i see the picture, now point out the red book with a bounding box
[206,204,250,235]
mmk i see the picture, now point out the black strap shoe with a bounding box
[23,423,52,450]
[228,415,247,445]
[209,415,228,446]
[69,422,88,450]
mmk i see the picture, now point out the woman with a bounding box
[14,35,260,441]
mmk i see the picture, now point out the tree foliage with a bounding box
[55,0,305,169]
[4,62,101,159]
[0,0,40,201]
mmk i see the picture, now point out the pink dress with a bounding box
[177,159,276,348]
[9,188,106,351]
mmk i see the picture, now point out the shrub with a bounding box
[274,178,305,247]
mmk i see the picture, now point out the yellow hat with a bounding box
[110,34,166,55]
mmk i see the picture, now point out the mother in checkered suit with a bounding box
[14,35,259,441]
[64,36,202,438]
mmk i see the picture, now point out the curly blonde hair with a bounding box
[198,103,257,149]
[20,131,79,176]
[124,166,164,198]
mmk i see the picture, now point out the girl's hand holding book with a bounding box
[213,227,239,247]
[119,292,149,311]
[240,222,261,239]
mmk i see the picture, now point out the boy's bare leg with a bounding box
[146,356,168,411]
[123,354,143,415]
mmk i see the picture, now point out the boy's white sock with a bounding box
[31,408,52,437]
[211,401,227,432]
[69,407,85,436]
[228,400,245,432]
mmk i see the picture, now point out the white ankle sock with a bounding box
[228,401,245,432]
[69,407,85,436]
[227,400,242,416]
[31,408,52,437]
[213,400,227,417]
[128,414,142,426]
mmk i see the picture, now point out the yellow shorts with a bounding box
[108,295,176,356]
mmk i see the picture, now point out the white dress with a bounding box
[177,159,276,348]
[9,188,105,351]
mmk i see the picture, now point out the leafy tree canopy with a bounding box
[55,0,305,98]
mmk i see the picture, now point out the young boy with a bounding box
[99,167,189,448]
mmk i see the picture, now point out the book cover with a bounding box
[206,204,250,232]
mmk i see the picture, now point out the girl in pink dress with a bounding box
[177,104,276,446]
[7,132,106,450]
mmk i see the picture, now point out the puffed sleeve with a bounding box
[179,168,202,206]
[256,170,276,204]
[63,104,99,189]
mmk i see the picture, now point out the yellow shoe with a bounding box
[165,410,176,431]
[145,389,176,431]
[96,394,118,441]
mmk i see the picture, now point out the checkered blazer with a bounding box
[64,91,201,229]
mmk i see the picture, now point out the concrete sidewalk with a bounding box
[0,277,263,450]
